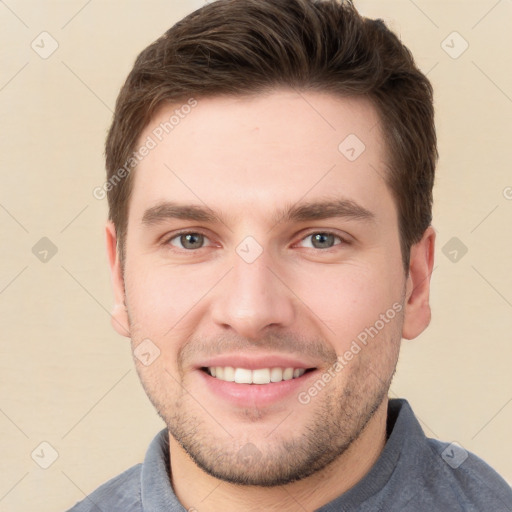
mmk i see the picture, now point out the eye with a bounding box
[297,232,345,250]
[167,231,213,250]
[164,230,347,252]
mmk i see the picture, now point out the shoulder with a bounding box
[419,437,512,510]
[65,463,143,512]
[382,400,512,511]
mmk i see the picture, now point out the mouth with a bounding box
[196,355,321,407]
[201,366,316,384]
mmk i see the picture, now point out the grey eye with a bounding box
[170,233,206,250]
[299,232,341,249]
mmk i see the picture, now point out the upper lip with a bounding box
[196,353,320,370]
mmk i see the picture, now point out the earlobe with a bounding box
[402,226,436,340]
[105,221,131,338]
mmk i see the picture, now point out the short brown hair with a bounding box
[105,0,437,270]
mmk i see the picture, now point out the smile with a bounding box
[203,366,313,384]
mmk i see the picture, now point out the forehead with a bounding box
[129,90,394,227]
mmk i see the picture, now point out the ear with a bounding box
[106,221,130,337]
[402,226,436,340]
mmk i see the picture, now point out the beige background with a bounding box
[0,0,511,510]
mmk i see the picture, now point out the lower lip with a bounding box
[197,369,318,408]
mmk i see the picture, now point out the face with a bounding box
[107,90,433,486]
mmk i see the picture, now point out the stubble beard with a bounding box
[164,367,393,487]
[131,333,401,487]
[124,273,405,487]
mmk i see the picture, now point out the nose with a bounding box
[210,249,296,340]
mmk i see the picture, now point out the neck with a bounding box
[168,398,389,512]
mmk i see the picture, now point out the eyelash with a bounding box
[163,230,349,252]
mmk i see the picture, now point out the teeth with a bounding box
[283,368,294,380]
[207,366,307,384]
[252,368,270,384]
[223,366,235,382]
[270,368,283,382]
[234,368,252,384]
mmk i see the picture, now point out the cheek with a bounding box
[290,261,402,350]
[124,259,218,337]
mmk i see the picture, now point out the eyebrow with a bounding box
[141,198,375,227]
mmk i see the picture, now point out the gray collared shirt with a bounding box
[66,399,512,511]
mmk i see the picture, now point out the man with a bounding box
[68,0,512,510]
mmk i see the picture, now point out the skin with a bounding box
[106,89,435,512]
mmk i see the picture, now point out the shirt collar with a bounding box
[139,398,422,511]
